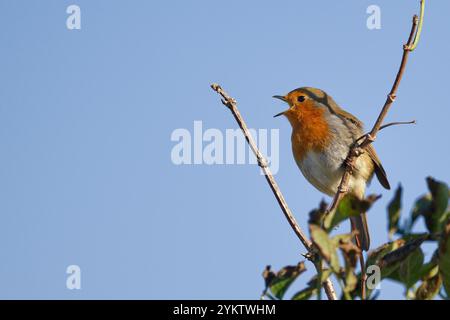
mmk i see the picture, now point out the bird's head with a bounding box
[273,87,341,128]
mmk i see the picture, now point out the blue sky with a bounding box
[0,0,448,299]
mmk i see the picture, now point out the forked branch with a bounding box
[326,2,424,224]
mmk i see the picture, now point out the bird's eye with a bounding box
[297,95,306,102]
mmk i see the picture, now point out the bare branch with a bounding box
[325,2,425,300]
[326,10,423,219]
[210,83,337,300]
[380,120,416,131]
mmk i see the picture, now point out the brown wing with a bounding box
[366,145,391,190]
[331,103,390,190]
[301,87,391,190]
[321,91,390,190]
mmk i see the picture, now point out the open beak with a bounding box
[273,110,286,118]
[273,95,288,118]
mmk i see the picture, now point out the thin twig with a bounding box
[326,13,421,226]
[210,84,311,249]
[325,2,424,300]
[210,83,337,300]
[380,120,416,131]
[356,120,416,144]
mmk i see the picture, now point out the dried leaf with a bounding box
[308,200,328,226]
[263,262,306,300]
[262,265,275,291]
[379,237,426,269]
[339,240,361,270]
[366,235,426,282]
[366,238,405,270]
[292,269,332,300]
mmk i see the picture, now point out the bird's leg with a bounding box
[343,146,365,174]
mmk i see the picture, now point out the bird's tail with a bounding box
[350,213,370,251]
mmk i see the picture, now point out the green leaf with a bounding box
[438,219,450,298]
[418,250,439,279]
[387,185,402,238]
[263,262,306,300]
[379,237,426,269]
[291,269,332,300]
[291,287,316,300]
[408,194,432,233]
[310,225,340,272]
[366,239,405,275]
[398,248,424,289]
[356,237,426,299]
[368,236,427,279]
[415,266,442,300]
[324,194,380,231]
[424,177,449,234]
[401,233,431,242]
[428,177,449,218]
[406,178,449,236]
[367,233,428,289]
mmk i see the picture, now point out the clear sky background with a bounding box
[0,1,449,299]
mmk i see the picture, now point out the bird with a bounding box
[273,87,390,251]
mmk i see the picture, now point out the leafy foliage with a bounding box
[415,263,441,300]
[310,225,340,272]
[261,177,450,300]
[324,194,380,231]
[262,262,306,300]
[438,218,450,297]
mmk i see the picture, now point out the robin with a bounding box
[274,87,390,251]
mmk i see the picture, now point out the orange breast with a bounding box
[286,101,332,161]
